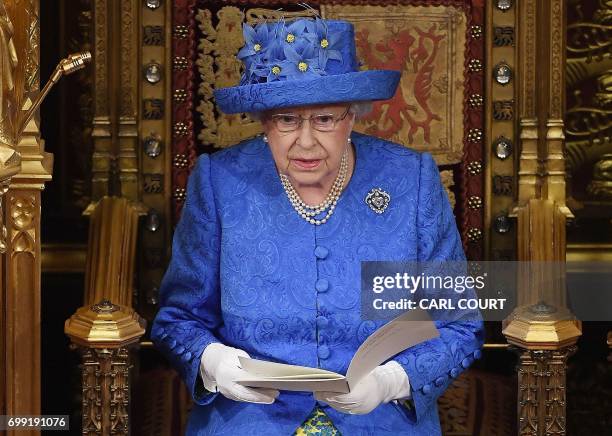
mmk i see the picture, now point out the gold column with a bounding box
[65,300,145,436]
[68,195,145,434]
[1,2,50,433]
[503,0,581,435]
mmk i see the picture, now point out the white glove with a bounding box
[315,360,411,415]
[200,342,280,404]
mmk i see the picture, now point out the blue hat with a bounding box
[214,17,401,114]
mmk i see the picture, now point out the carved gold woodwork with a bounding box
[65,299,146,436]
[92,0,139,201]
[514,347,577,436]
[80,347,131,436]
[0,1,49,429]
[66,299,146,347]
[503,301,581,436]
[502,1,581,435]
[3,189,41,428]
[565,1,612,205]
[1,31,89,424]
[0,14,88,425]
[0,2,22,253]
[503,304,581,351]
[5,0,48,186]
[0,2,20,175]
[83,196,146,307]
[67,193,145,434]
[587,153,612,199]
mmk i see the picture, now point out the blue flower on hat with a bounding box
[279,19,309,46]
[251,62,287,83]
[304,18,343,68]
[280,43,324,79]
[237,23,270,62]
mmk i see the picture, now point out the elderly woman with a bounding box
[152,16,483,436]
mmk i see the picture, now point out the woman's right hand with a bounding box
[200,343,280,404]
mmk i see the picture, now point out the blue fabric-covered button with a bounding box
[434,376,446,386]
[175,345,185,353]
[318,345,330,359]
[450,368,460,378]
[316,316,329,328]
[168,339,177,348]
[183,352,192,361]
[421,384,432,394]
[316,278,329,293]
[314,246,329,259]
[473,349,482,359]
[461,357,471,368]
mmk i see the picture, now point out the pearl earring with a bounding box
[348,137,351,144]
[263,135,268,143]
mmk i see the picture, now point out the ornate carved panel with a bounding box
[565,1,612,211]
[516,348,576,436]
[3,190,41,421]
[80,347,131,435]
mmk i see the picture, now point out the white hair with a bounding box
[348,101,373,119]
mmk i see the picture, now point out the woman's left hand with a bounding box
[314,361,411,415]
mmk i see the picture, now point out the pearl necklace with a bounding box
[280,148,349,225]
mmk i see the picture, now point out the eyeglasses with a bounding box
[269,106,352,133]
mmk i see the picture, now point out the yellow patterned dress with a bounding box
[293,406,341,436]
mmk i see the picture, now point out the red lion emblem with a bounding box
[355,24,445,144]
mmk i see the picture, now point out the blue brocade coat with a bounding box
[151,132,484,435]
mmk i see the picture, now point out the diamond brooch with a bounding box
[365,188,390,214]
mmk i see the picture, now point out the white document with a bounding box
[236,309,439,393]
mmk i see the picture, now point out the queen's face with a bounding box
[261,103,355,191]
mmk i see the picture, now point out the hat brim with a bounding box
[213,70,401,114]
